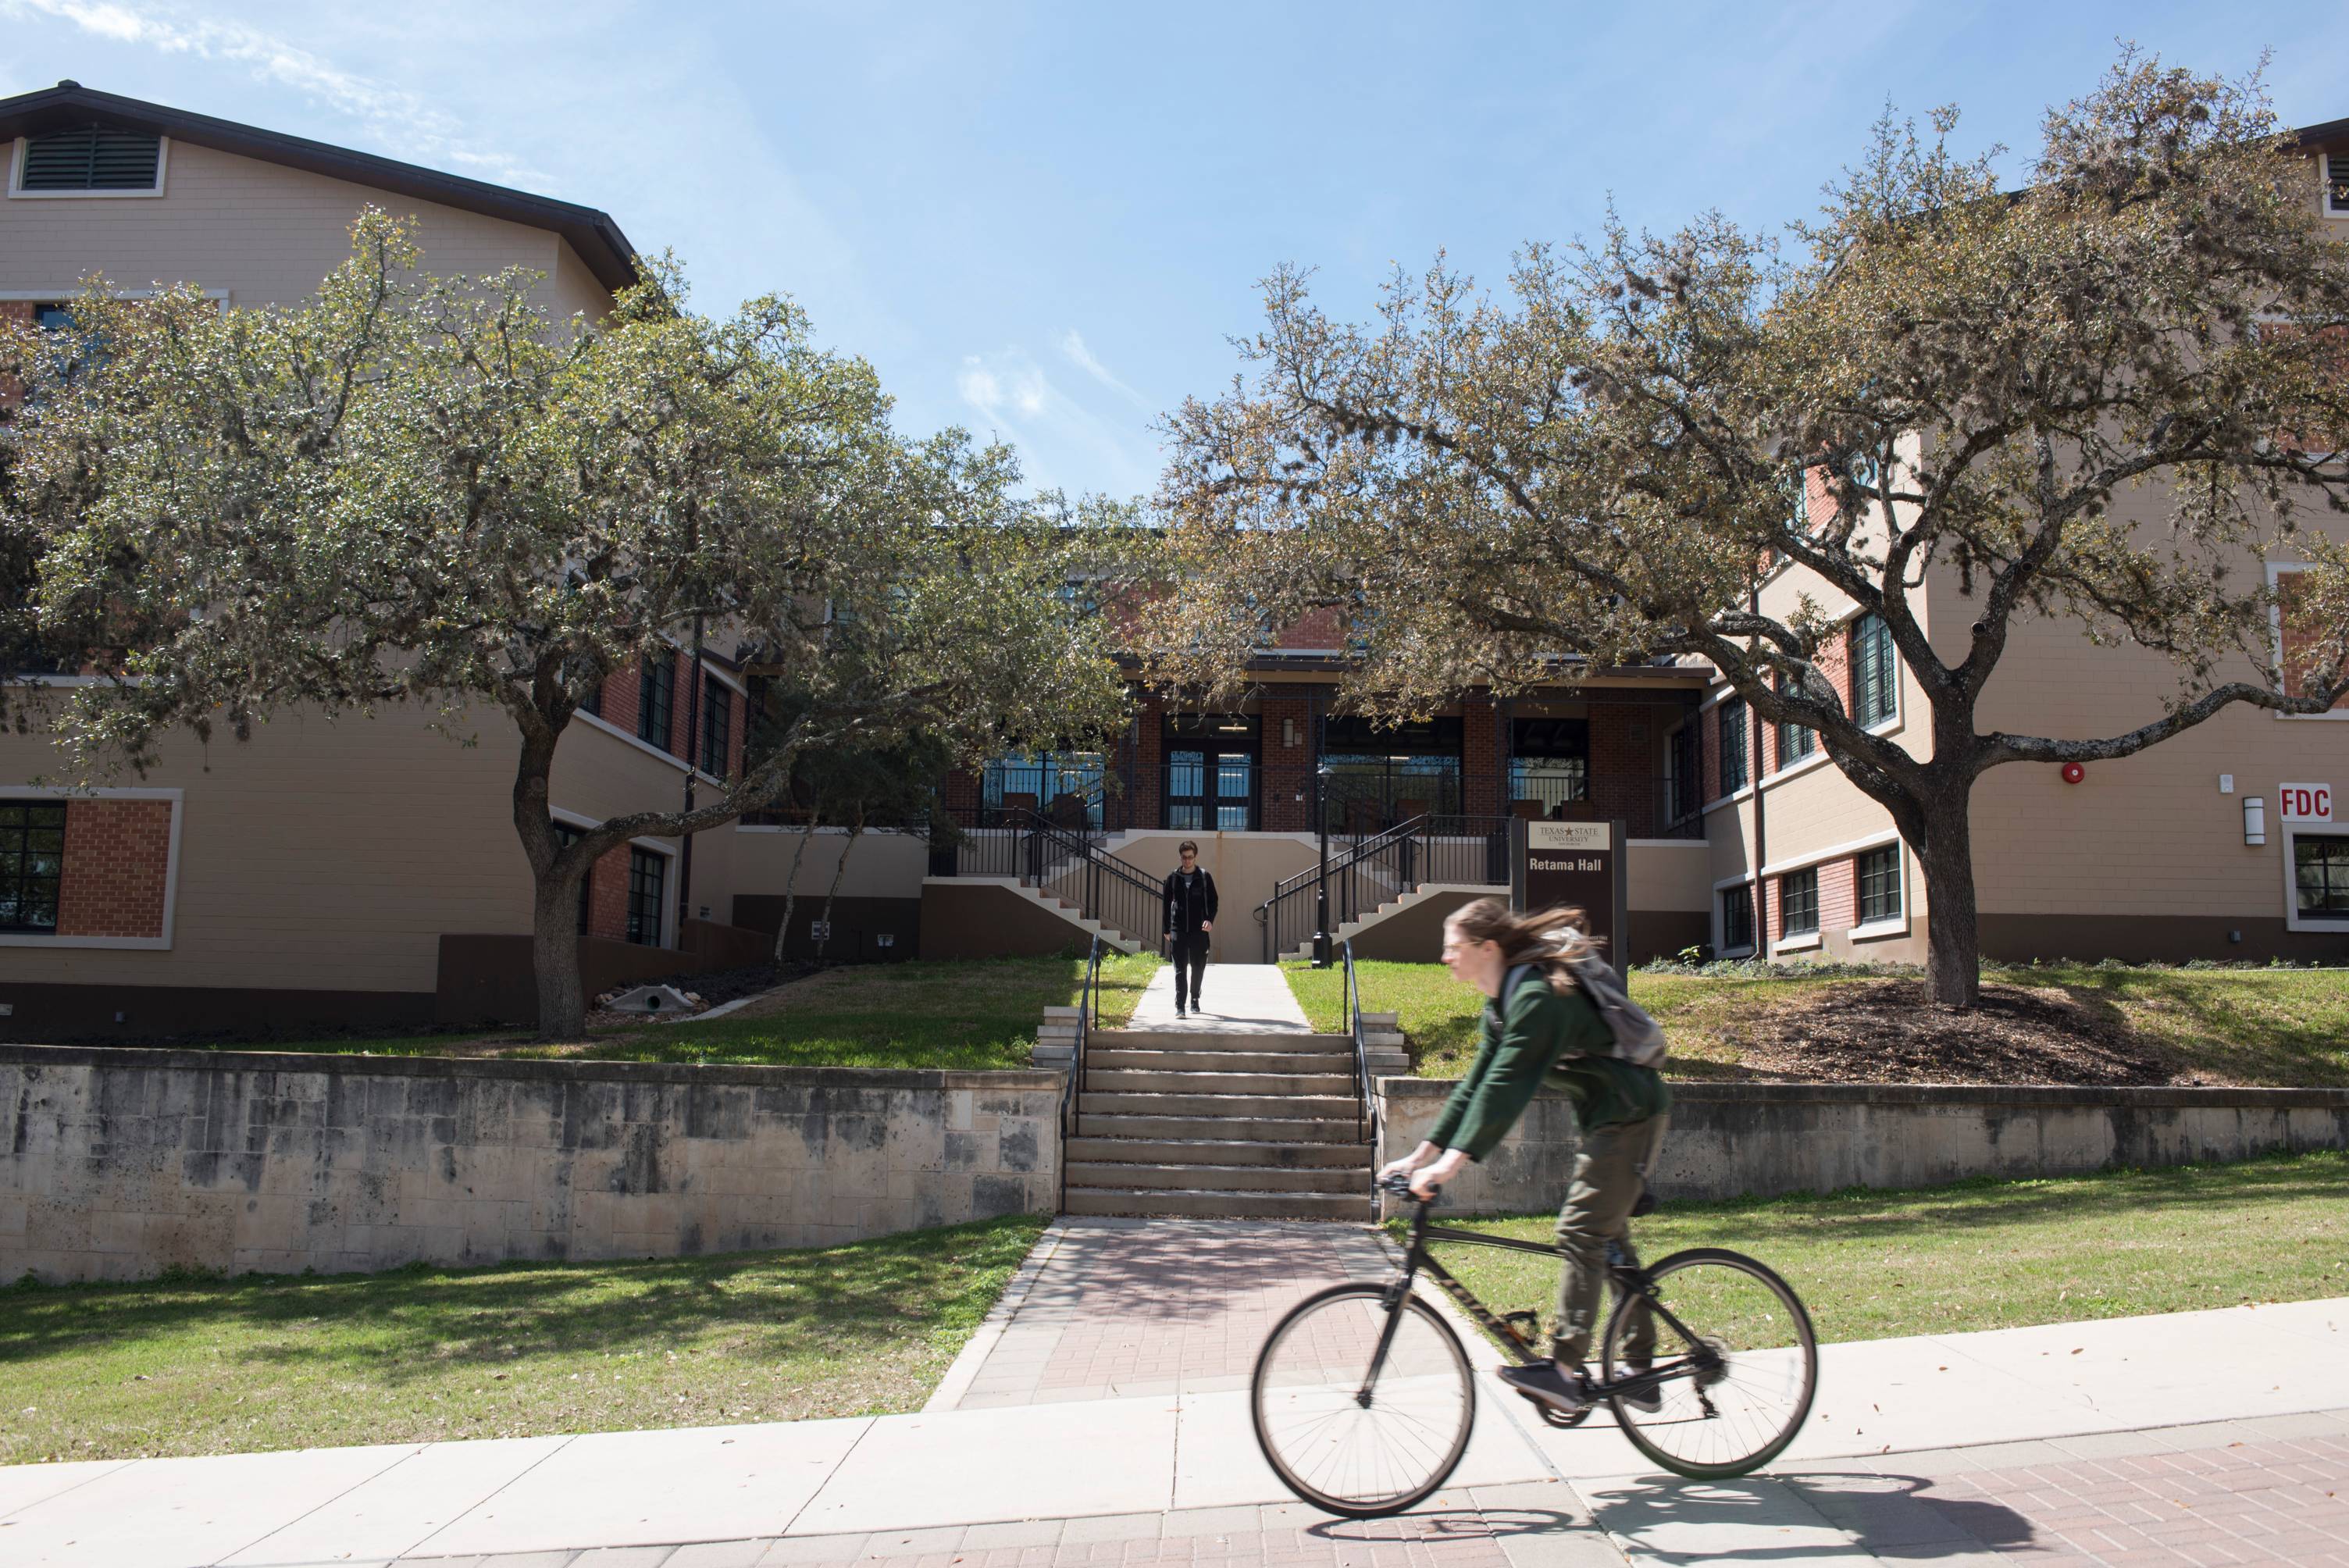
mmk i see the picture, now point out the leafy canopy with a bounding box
[1144,54,2349,782]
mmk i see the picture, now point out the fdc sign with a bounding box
[2279,783,2334,822]
[1510,818,1630,964]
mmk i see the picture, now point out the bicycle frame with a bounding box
[1363,1195,1720,1409]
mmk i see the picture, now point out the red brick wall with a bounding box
[943,768,982,820]
[1132,691,1166,829]
[2278,569,2348,709]
[665,650,691,760]
[1462,699,1501,818]
[596,658,641,736]
[1273,607,1345,650]
[1824,622,1855,716]
[55,799,173,939]
[1588,703,1661,838]
[1818,858,1857,933]
[586,841,631,941]
[1259,694,1312,831]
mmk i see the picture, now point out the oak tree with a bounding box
[5,213,1127,1035]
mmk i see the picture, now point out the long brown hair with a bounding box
[1445,899,1598,994]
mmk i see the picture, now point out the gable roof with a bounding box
[0,80,637,290]
[2294,116,2349,157]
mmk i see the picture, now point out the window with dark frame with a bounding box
[637,653,674,751]
[0,801,67,933]
[1780,866,1820,936]
[16,127,163,192]
[1718,698,1749,794]
[1720,883,1754,953]
[626,847,666,946]
[1852,614,1897,728]
[551,822,593,935]
[2297,834,2349,918]
[1665,722,1698,824]
[700,675,731,777]
[2330,154,2349,215]
[1775,677,1816,765]
[1508,717,1588,811]
[1858,844,1901,925]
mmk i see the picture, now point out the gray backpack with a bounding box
[1508,956,1667,1070]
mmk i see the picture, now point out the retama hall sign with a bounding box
[1511,818,1631,965]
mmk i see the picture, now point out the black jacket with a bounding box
[1163,868,1219,937]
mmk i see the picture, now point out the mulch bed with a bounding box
[1705,978,2191,1085]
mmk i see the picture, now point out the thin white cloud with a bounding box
[1054,327,1149,408]
[2,0,539,183]
[957,345,1157,497]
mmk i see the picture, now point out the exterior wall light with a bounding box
[2244,796,2266,846]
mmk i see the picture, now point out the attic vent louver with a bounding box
[19,126,162,191]
[2330,153,2349,214]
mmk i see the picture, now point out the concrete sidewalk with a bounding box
[1125,964,1311,1034]
[1,1224,2342,1566]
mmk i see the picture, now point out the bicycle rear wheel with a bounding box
[1251,1281,1475,1517]
[1601,1246,1817,1479]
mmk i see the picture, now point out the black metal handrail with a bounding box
[1060,932,1102,1210]
[951,807,1161,946]
[1342,938,1381,1163]
[1255,814,1514,962]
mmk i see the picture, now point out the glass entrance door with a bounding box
[1165,749,1256,830]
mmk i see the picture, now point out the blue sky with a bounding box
[3,2,2341,500]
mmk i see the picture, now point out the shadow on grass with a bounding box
[0,1213,1046,1388]
[2008,968,2349,1087]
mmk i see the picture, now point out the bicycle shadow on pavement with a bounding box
[1570,1469,2030,1562]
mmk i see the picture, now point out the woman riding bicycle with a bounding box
[1376,897,1670,1417]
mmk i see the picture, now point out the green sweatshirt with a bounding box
[1426,965,1671,1161]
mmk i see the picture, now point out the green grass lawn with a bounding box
[0,1213,1046,1465]
[1285,960,2349,1085]
[1413,1150,2349,1354]
[158,953,1160,1072]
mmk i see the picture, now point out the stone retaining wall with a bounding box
[1378,1078,2349,1214]
[0,1045,1060,1284]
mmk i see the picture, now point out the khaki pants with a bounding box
[1552,1114,1667,1366]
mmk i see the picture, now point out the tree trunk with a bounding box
[815,808,865,964]
[772,818,819,964]
[1911,800,1982,1009]
[533,876,590,1041]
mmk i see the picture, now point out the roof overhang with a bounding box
[0,80,638,291]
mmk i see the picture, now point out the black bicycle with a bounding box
[1249,1174,1818,1517]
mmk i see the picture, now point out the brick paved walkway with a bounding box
[1899,1419,2349,1565]
[945,1219,1393,1408]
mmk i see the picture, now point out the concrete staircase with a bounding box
[1061,1027,1376,1220]
[1273,882,1499,963]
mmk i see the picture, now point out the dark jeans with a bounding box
[1553,1114,1668,1367]
[1168,932,1209,1007]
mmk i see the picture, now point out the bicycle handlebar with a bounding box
[1376,1171,1442,1204]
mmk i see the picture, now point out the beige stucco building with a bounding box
[1688,123,2349,968]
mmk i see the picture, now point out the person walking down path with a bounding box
[1160,839,1218,1018]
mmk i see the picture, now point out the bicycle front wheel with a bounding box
[1601,1246,1817,1479]
[1250,1281,1475,1517]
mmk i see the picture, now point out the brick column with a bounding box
[1259,693,1312,831]
[1461,698,1501,818]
